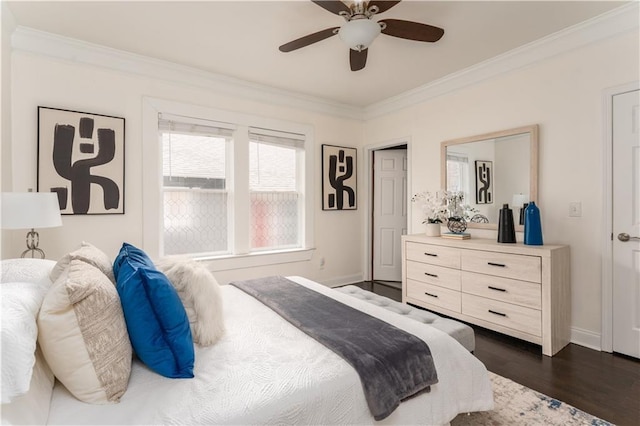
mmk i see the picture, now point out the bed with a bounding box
[2,258,493,425]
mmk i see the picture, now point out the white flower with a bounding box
[412,190,479,223]
[411,190,448,224]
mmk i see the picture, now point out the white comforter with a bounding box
[47,276,493,425]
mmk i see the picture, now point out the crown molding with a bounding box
[11,26,365,121]
[10,3,638,122]
[363,2,640,120]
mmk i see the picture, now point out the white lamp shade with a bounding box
[511,194,528,208]
[339,19,381,51]
[1,192,63,230]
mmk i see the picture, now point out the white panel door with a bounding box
[613,89,640,358]
[373,149,407,282]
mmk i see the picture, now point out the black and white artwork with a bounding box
[38,107,125,215]
[475,160,493,204]
[322,144,356,210]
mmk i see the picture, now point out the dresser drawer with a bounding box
[461,250,541,283]
[462,293,541,337]
[462,271,541,309]
[405,242,461,269]
[407,261,461,291]
[406,279,461,313]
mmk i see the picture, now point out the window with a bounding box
[249,128,304,251]
[446,152,469,196]
[153,108,311,260]
[160,117,233,256]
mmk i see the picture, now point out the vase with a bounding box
[497,204,516,243]
[524,201,543,245]
[447,216,467,234]
[425,223,441,237]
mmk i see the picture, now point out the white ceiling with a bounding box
[6,1,626,107]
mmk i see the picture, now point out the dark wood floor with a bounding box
[352,281,640,426]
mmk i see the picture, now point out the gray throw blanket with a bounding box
[230,276,438,420]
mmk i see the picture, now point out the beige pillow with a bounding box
[50,242,115,284]
[38,259,131,404]
[155,257,225,346]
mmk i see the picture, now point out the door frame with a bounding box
[363,137,412,281]
[601,80,639,353]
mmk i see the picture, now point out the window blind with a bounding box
[159,113,235,138]
[447,153,469,163]
[249,127,305,150]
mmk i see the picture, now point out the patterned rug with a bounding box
[451,372,614,425]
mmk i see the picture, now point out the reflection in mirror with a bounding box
[441,125,538,230]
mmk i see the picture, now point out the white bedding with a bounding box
[47,276,493,425]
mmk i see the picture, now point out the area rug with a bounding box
[451,372,614,425]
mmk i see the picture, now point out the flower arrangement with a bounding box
[411,190,448,224]
[445,191,478,220]
[412,190,478,224]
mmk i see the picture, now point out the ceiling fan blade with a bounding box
[350,49,368,71]
[311,1,351,16]
[367,1,401,14]
[380,19,444,42]
[279,27,340,52]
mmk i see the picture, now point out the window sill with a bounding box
[193,248,316,272]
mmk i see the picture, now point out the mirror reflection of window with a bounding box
[446,152,469,197]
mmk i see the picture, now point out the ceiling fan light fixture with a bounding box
[339,19,381,52]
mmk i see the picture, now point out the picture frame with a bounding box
[37,106,125,215]
[475,160,493,204]
[322,144,357,210]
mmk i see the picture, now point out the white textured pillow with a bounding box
[38,259,132,404]
[1,345,55,425]
[1,258,57,285]
[155,257,225,346]
[0,281,50,403]
[50,241,115,284]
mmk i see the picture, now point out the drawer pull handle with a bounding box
[487,262,506,268]
[424,253,438,257]
[488,309,507,317]
[488,286,507,292]
[424,292,439,298]
[424,272,439,278]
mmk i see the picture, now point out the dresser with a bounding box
[401,234,571,356]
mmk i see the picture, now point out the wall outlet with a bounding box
[569,202,582,217]
[319,257,325,269]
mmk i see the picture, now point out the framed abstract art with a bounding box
[475,160,493,204]
[322,144,357,210]
[37,106,125,215]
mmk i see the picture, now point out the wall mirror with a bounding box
[441,124,538,230]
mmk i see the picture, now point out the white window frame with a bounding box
[142,97,315,270]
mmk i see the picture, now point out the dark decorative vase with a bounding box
[524,201,543,245]
[447,216,467,234]
[497,204,516,243]
[519,202,528,226]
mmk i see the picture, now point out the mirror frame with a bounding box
[440,124,539,230]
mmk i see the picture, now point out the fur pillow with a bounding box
[155,257,225,346]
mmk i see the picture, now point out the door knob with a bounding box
[618,233,640,242]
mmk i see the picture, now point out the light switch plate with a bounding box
[569,202,582,217]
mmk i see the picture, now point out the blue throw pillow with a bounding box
[114,243,194,378]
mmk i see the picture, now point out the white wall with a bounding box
[5,11,638,343]
[7,51,364,286]
[364,30,640,339]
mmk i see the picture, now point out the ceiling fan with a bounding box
[279,0,444,71]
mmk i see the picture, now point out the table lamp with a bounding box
[1,192,62,258]
[512,193,528,226]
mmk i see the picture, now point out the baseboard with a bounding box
[570,327,602,351]
[319,274,364,288]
